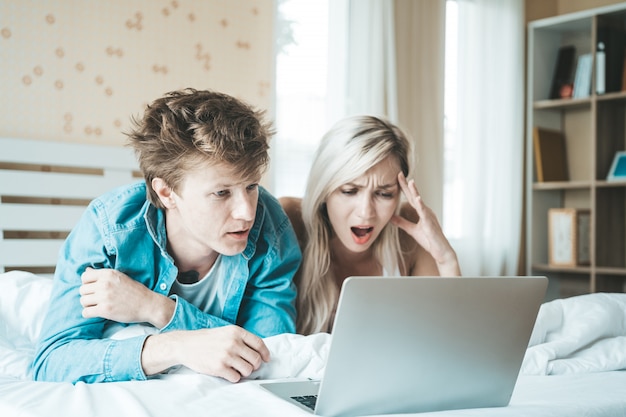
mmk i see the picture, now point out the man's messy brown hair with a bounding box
[126,88,273,208]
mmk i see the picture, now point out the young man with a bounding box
[32,89,301,384]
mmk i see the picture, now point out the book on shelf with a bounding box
[549,45,576,99]
[573,53,592,98]
[533,127,569,182]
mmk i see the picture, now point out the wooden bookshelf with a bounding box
[526,4,626,301]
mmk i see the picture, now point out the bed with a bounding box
[2,137,626,417]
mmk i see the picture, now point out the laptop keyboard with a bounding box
[291,395,317,410]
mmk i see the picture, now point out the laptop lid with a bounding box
[314,276,547,417]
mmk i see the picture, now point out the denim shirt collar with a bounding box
[144,202,169,258]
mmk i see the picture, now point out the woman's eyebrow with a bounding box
[342,181,399,189]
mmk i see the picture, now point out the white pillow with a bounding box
[0,271,53,380]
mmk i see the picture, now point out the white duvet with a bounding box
[2,270,626,417]
[522,291,626,375]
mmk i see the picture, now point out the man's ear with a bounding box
[152,178,175,209]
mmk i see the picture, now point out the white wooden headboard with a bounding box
[0,138,141,275]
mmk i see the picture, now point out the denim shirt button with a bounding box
[159,283,167,291]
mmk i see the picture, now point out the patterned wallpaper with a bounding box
[0,0,274,146]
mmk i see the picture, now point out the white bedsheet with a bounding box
[2,270,626,417]
[3,372,626,417]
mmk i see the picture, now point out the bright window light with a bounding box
[273,0,329,198]
[443,0,460,238]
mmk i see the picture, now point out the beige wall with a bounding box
[0,0,274,146]
[526,0,626,22]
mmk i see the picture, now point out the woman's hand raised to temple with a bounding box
[391,172,461,276]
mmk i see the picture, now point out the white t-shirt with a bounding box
[169,255,226,316]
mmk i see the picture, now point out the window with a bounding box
[273,0,460,225]
[273,0,330,198]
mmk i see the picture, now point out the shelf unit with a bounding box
[526,4,626,301]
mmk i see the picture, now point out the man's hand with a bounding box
[142,326,271,383]
[79,267,174,328]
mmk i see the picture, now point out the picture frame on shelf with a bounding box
[548,208,591,267]
[607,151,626,181]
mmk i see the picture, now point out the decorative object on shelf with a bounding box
[549,45,576,99]
[607,150,626,181]
[597,26,626,93]
[573,53,593,98]
[559,83,573,98]
[548,208,591,267]
[596,42,606,94]
[533,127,569,182]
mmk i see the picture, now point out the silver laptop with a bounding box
[260,276,547,417]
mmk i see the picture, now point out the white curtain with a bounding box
[329,0,446,219]
[449,0,525,275]
[326,0,398,125]
[395,0,446,220]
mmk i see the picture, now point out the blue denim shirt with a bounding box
[32,182,300,383]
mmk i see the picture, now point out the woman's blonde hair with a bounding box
[297,115,411,334]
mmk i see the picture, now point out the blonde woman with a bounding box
[280,115,461,335]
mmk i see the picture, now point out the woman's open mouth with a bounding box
[351,226,374,245]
